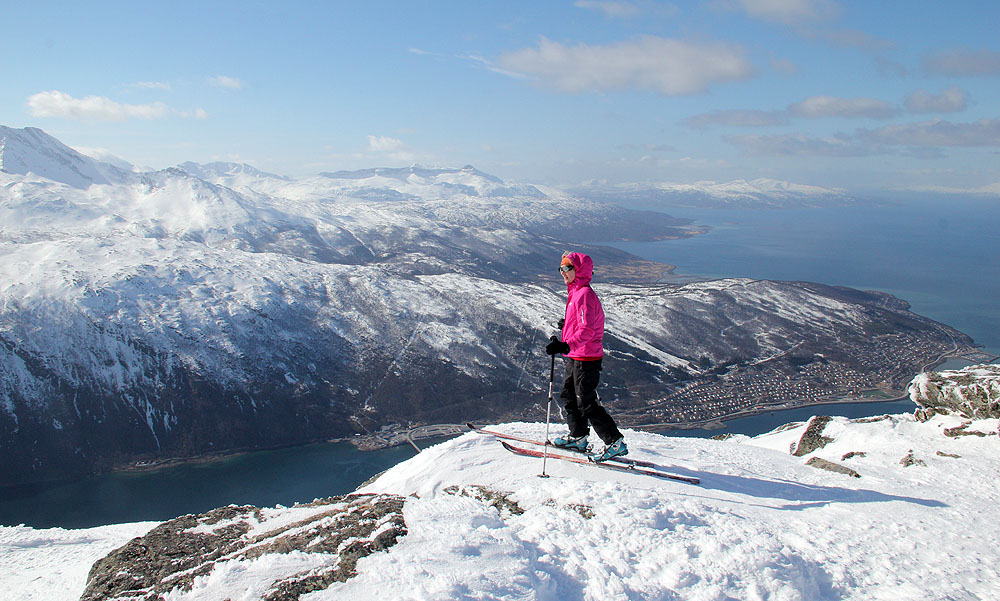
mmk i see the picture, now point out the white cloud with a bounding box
[788,95,899,119]
[820,28,893,51]
[875,56,909,78]
[720,0,841,24]
[72,146,135,170]
[685,95,899,129]
[26,90,171,121]
[617,142,677,152]
[726,132,869,157]
[367,135,405,153]
[366,135,417,162]
[130,81,172,91]
[907,182,1000,197]
[574,1,641,18]
[208,75,245,90]
[771,58,799,76]
[726,117,1000,157]
[683,109,790,129]
[497,36,754,96]
[857,118,1000,147]
[924,48,1000,76]
[904,88,968,114]
[182,108,210,120]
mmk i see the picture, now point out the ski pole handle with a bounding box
[548,354,555,400]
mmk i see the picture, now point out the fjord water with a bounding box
[0,440,429,529]
[609,197,1000,357]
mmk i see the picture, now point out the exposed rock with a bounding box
[943,422,989,438]
[543,500,596,520]
[80,493,406,601]
[791,416,834,457]
[852,415,892,424]
[900,450,927,468]
[805,457,860,478]
[841,451,866,461]
[936,451,961,458]
[444,484,524,518]
[908,364,1000,419]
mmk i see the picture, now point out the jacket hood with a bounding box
[565,252,594,287]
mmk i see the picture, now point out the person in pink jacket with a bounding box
[545,251,627,462]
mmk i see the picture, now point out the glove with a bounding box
[557,318,565,329]
[545,335,570,356]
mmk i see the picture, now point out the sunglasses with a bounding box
[558,264,575,273]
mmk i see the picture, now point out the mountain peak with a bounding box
[318,164,503,184]
[0,125,127,189]
[175,161,290,182]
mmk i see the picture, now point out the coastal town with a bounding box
[619,336,993,428]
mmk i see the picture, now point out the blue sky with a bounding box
[3,0,999,194]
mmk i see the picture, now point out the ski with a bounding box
[466,422,659,469]
[500,441,700,485]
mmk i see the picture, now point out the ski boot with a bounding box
[592,437,628,463]
[552,434,590,453]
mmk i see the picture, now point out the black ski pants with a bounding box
[560,358,622,445]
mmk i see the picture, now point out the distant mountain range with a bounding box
[0,125,971,486]
[569,178,860,209]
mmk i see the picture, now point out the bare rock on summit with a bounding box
[908,364,1000,420]
[80,493,407,601]
[806,457,861,478]
[791,416,834,456]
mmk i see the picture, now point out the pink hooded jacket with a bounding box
[561,252,605,360]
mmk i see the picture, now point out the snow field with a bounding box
[3,414,999,600]
[0,521,157,601]
[347,419,999,600]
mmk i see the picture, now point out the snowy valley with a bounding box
[0,125,976,487]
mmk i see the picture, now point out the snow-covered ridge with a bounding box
[0,126,131,189]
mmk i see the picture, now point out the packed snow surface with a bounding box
[3,412,999,600]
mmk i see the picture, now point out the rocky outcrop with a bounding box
[805,457,860,478]
[444,484,525,518]
[909,364,1000,420]
[899,450,927,468]
[80,493,406,601]
[791,416,834,456]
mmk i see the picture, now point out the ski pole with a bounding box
[540,339,556,478]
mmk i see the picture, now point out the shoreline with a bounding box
[634,391,913,434]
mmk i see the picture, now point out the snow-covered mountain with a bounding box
[570,177,859,209]
[5,365,999,600]
[0,126,132,189]
[0,126,970,486]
